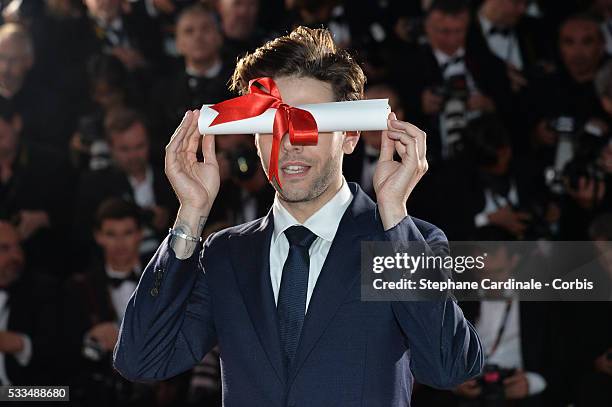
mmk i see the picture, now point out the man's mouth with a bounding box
[281,162,311,177]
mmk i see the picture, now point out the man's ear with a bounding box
[342,131,360,154]
[93,229,103,246]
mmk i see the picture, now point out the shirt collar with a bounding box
[433,47,466,66]
[128,165,153,188]
[272,178,353,245]
[186,59,223,79]
[478,13,494,35]
[106,263,141,278]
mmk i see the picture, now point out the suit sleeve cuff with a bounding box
[14,334,32,366]
[525,371,547,395]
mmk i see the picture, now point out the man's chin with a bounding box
[275,180,315,203]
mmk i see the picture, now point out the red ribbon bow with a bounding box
[209,77,318,188]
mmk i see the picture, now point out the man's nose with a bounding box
[280,132,303,153]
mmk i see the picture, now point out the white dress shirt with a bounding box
[269,179,353,312]
[128,166,161,254]
[479,14,523,70]
[477,300,546,395]
[0,290,32,385]
[474,181,519,228]
[128,166,155,209]
[106,265,141,322]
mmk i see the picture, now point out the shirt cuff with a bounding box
[14,334,32,366]
[525,371,547,396]
[474,212,490,228]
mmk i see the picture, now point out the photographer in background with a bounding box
[453,227,559,407]
[70,54,136,171]
[395,0,512,168]
[555,58,612,240]
[528,13,607,168]
[431,115,554,241]
[73,107,177,267]
[62,198,188,406]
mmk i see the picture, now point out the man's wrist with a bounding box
[171,206,209,259]
[378,202,408,231]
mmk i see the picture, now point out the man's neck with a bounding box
[107,258,138,274]
[128,167,147,183]
[185,56,221,77]
[277,177,344,224]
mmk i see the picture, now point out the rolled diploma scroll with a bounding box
[198,98,390,135]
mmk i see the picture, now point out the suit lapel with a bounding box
[288,184,382,385]
[229,211,285,384]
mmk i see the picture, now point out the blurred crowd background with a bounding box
[0,0,610,406]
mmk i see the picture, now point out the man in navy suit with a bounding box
[113,26,483,406]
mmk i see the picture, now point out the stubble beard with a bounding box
[276,156,339,204]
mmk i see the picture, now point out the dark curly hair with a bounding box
[230,26,365,102]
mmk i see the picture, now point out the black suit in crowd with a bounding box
[467,13,552,77]
[0,142,74,274]
[2,271,61,386]
[423,157,547,240]
[148,62,235,163]
[391,43,513,167]
[72,165,177,260]
[61,257,190,406]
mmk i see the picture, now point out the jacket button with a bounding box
[150,287,159,297]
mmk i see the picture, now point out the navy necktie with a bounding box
[277,225,317,367]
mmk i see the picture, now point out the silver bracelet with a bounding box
[168,228,202,243]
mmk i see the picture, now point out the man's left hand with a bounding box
[374,112,428,230]
[0,331,25,354]
[503,369,529,399]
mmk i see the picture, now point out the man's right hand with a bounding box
[166,110,219,258]
[166,110,219,216]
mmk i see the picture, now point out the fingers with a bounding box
[183,109,201,154]
[389,119,427,163]
[379,113,397,162]
[166,111,192,158]
[202,134,218,166]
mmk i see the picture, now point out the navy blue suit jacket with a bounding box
[113,183,483,406]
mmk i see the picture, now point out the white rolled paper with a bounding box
[198,98,390,135]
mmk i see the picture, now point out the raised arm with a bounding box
[373,112,483,388]
[113,110,221,381]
